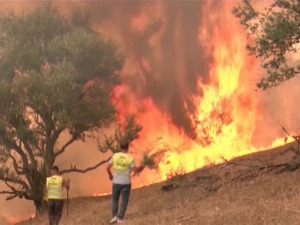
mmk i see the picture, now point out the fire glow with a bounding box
[0,1,297,223]
[112,1,293,184]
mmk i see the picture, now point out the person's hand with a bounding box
[109,174,113,181]
[133,165,145,177]
[133,171,140,177]
[141,161,146,167]
[140,165,145,171]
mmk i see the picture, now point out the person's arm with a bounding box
[106,156,114,181]
[62,178,70,190]
[106,163,113,181]
[132,165,145,173]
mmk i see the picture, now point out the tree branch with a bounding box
[0,188,31,200]
[21,140,36,166]
[60,156,111,174]
[5,113,37,168]
[0,174,31,200]
[7,153,24,175]
[0,132,29,170]
[0,190,18,200]
[55,134,79,157]
[32,112,46,131]
[0,174,30,191]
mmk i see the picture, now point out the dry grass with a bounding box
[18,143,300,225]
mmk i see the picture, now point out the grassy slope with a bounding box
[18,142,300,225]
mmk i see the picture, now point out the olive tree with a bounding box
[233,0,300,90]
[0,5,140,212]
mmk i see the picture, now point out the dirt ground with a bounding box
[17,142,300,225]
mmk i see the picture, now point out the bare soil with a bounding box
[18,142,300,225]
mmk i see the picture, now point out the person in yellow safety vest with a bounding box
[44,166,70,225]
[107,141,145,224]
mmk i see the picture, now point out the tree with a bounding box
[232,0,300,90]
[0,5,141,213]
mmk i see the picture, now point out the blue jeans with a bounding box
[48,199,64,225]
[112,183,131,219]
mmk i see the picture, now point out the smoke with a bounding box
[1,0,300,223]
[0,215,8,225]
[0,194,33,224]
[252,78,300,147]
[0,1,214,221]
[66,1,215,137]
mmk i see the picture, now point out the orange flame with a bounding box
[113,1,293,184]
[0,1,297,222]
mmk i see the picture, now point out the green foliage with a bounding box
[98,115,142,153]
[0,4,136,211]
[141,152,156,169]
[0,5,69,75]
[233,0,300,90]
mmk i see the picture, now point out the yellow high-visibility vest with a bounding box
[112,152,134,176]
[46,175,63,200]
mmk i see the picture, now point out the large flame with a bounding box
[112,1,293,184]
[0,1,297,223]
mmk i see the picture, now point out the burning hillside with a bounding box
[1,0,300,224]
[103,0,295,183]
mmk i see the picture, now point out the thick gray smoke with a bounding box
[71,1,214,137]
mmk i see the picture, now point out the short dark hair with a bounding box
[51,166,59,173]
[120,140,129,150]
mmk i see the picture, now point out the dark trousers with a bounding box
[48,199,64,225]
[112,183,131,219]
